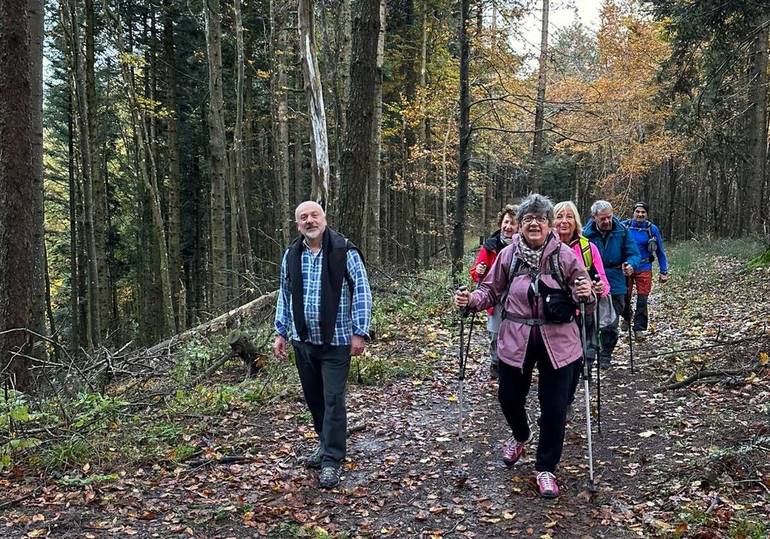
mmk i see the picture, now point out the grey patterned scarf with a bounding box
[518,236,546,270]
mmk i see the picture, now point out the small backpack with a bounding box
[624,220,657,262]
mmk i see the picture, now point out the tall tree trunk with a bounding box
[339,0,380,246]
[85,0,110,341]
[0,0,35,390]
[29,0,46,362]
[530,0,549,192]
[104,0,176,336]
[63,0,101,348]
[204,0,229,309]
[163,0,183,329]
[67,93,81,353]
[232,0,254,279]
[271,0,291,246]
[452,0,471,277]
[298,0,330,205]
[743,24,769,233]
[366,0,385,265]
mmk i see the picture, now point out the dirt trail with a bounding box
[2,255,769,538]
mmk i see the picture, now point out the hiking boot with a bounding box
[535,471,560,498]
[620,319,629,332]
[501,436,526,466]
[634,331,646,342]
[304,445,322,469]
[319,466,341,489]
[489,361,499,380]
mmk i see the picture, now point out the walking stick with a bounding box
[579,299,597,492]
[626,275,635,374]
[454,286,472,485]
[595,297,602,436]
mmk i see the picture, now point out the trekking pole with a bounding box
[454,286,470,485]
[595,297,602,436]
[579,298,597,493]
[626,275,635,374]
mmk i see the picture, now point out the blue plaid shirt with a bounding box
[274,244,372,345]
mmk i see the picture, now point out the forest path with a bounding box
[3,251,769,538]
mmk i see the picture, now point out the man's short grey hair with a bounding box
[517,193,554,224]
[591,200,613,216]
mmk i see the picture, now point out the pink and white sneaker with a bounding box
[501,436,526,466]
[535,471,559,498]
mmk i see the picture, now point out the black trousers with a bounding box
[623,294,649,331]
[599,294,626,364]
[567,313,595,406]
[292,341,351,468]
[497,329,573,473]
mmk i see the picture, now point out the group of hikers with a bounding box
[272,194,668,497]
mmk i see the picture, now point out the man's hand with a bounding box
[659,273,669,283]
[475,262,487,277]
[273,335,288,360]
[622,262,634,276]
[351,335,366,356]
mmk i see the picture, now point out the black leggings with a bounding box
[497,329,574,473]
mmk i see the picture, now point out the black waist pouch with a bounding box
[540,280,576,324]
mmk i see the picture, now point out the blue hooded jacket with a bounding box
[622,219,669,274]
[582,216,641,296]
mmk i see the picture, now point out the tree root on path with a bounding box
[660,365,765,391]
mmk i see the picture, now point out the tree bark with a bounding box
[298,0,330,205]
[0,0,35,390]
[204,0,229,309]
[743,24,768,233]
[452,0,471,277]
[271,0,292,246]
[63,0,101,348]
[29,0,46,362]
[339,0,380,246]
[530,0,549,192]
[366,0,385,265]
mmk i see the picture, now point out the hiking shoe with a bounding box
[319,466,341,489]
[501,436,526,466]
[620,319,629,332]
[634,331,646,342]
[536,471,559,498]
[490,361,499,380]
[304,445,322,469]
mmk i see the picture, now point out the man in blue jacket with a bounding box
[621,202,669,341]
[583,200,641,369]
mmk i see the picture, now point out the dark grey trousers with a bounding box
[599,294,626,364]
[292,341,351,468]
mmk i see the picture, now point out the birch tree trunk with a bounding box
[298,0,330,205]
[204,0,229,308]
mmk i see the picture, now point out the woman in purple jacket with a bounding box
[454,194,595,498]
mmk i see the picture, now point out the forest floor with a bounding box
[2,242,770,538]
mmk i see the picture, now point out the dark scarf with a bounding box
[483,229,513,253]
[287,227,355,344]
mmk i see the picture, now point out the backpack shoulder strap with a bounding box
[548,247,569,291]
[579,236,593,269]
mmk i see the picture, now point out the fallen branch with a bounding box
[661,365,764,391]
[639,332,767,361]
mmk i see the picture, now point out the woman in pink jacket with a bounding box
[455,194,595,498]
[553,201,610,419]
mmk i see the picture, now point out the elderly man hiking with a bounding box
[273,201,373,489]
[582,200,640,369]
[621,202,669,341]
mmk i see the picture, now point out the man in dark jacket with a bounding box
[583,200,641,369]
[273,201,372,489]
